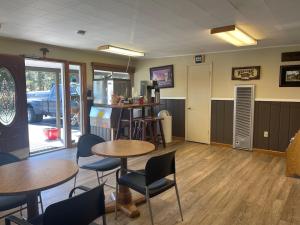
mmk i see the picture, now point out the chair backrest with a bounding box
[77,134,105,160]
[145,151,176,186]
[43,185,105,225]
[0,152,20,166]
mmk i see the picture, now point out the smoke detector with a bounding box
[77,30,86,35]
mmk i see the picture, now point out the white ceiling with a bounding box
[0,0,300,58]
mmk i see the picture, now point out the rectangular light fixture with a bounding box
[211,25,257,47]
[97,45,145,57]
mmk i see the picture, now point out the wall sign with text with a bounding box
[232,66,261,80]
[194,55,205,64]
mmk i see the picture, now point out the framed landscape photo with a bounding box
[279,65,300,87]
[150,65,174,88]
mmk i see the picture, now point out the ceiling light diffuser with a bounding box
[211,25,257,47]
[97,45,145,57]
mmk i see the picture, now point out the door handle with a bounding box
[187,107,191,110]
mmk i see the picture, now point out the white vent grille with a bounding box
[233,85,255,150]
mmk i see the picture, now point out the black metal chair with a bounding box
[115,151,183,225]
[5,184,106,225]
[74,134,121,188]
[0,152,44,219]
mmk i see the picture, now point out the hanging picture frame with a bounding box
[279,65,300,87]
[232,66,260,80]
[150,65,174,88]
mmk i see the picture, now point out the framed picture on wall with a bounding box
[232,66,260,80]
[279,65,300,87]
[150,65,174,88]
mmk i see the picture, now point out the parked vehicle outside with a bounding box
[27,84,80,123]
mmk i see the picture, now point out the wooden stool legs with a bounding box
[131,118,166,148]
[158,119,166,148]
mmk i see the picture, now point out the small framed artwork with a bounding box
[150,65,174,88]
[232,66,260,80]
[279,65,300,87]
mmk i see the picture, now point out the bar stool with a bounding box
[115,108,134,140]
[149,117,166,148]
[132,117,166,148]
[154,117,166,148]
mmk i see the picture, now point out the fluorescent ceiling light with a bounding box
[211,25,257,47]
[97,45,145,57]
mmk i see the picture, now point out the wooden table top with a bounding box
[0,159,78,196]
[92,140,155,158]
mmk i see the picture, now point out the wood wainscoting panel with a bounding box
[216,101,225,142]
[210,100,233,144]
[278,102,291,151]
[211,100,218,142]
[211,100,300,152]
[254,101,271,150]
[269,102,281,151]
[289,103,300,138]
[224,101,234,144]
[154,99,185,138]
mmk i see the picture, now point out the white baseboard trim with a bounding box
[160,97,186,100]
[255,98,300,102]
[211,97,234,100]
[211,97,300,102]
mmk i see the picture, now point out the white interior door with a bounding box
[187,64,211,143]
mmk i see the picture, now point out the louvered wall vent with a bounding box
[233,85,255,150]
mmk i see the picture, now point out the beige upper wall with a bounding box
[1,37,300,100]
[135,45,300,100]
[0,37,134,89]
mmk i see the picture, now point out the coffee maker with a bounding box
[140,80,160,103]
[147,80,160,103]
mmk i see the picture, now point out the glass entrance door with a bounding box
[69,64,83,144]
[25,59,66,154]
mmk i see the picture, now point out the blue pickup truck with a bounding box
[27,84,80,123]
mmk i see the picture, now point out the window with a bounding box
[94,70,130,80]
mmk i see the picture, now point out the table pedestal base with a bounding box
[105,194,145,218]
[26,193,39,219]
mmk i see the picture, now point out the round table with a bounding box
[0,159,78,219]
[92,140,155,218]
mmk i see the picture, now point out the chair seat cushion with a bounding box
[118,170,175,197]
[0,195,27,211]
[81,158,121,172]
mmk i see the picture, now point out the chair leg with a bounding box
[115,183,118,219]
[39,192,44,213]
[96,171,101,185]
[5,218,11,225]
[101,172,104,183]
[175,184,183,221]
[146,187,154,225]
[102,214,107,225]
[19,206,23,217]
[73,174,77,188]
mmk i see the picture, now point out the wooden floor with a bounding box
[1,141,300,225]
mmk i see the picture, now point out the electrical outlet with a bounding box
[264,131,269,138]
